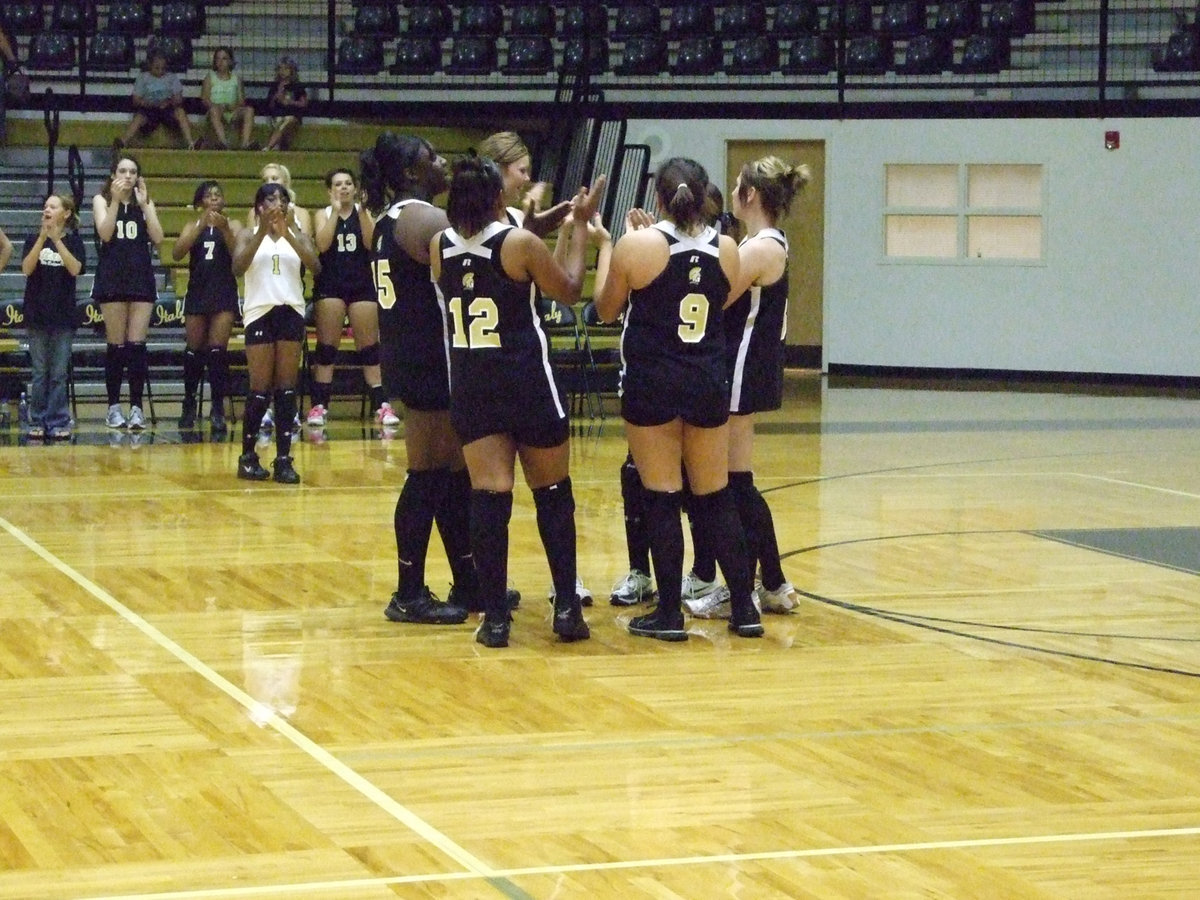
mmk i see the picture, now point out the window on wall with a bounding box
[884,164,1044,262]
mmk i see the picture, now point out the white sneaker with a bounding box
[756,580,801,613]
[684,583,732,619]
[548,576,594,607]
[306,404,327,427]
[127,405,145,430]
[375,401,400,426]
[105,404,127,428]
[609,568,654,606]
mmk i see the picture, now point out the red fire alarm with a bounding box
[1105,130,1120,150]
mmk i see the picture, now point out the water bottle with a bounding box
[18,392,28,425]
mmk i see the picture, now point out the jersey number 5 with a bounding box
[372,259,395,309]
[678,292,710,343]
[448,296,501,349]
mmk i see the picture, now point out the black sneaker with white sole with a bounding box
[628,605,688,642]
[237,451,269,481]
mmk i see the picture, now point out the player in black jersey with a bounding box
[431,155,605,649]
[91,153,165,431]
[308,167,397,430]
[721,155,812,613]
[593,157,764,642]
[171,180,241,434]
[360,133,473,626]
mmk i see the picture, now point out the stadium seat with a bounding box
[614,3,660,38]
[672,36,721,76]
[88,32,135,70]
[826,1,873,36]
[28,32,76,69]
[721,3,767,39]
[1153,30,1200,73]
[670,3,715,37]
[447,36,496,74]
[562,38,609,75]
[934,1,981,38]
[563,3,607,37]
[897,32,953,73]
[406,2,451,39]
[2,2,45,36]
[783,34,833,74]
[617,35,666,74]
[845,35,892,75]
[774,1,820,37]
[106,1,152,37]
[391,37,442,75]
[353,3,398,39]
[457,3,503,37]
[985,0,1034,37]
[879,3,927,38]
[336,35,384,74]
[955,33,1009,73]
[727,35,778,75]
[159,1,204,38]
[151,34,192,72]
[504,36,554,75]
[50,1,97,33]
[509,3,555,37]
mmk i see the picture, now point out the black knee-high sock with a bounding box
[182,348,204,403]
[436,467,475,593]
[104,342,125,405]
[206,346,228,411]
[395,468,445,599]
[643,489,684,614]
[621,453,651,573]
[368,384,385,412]
[682,469,717,583]
[730,470,785,588]
[310,381,332,409]
[470,489,512,618]
[532,477,577,607]
[274,388,296,458]
[689,487,753,615]
[126,342,148,408]
[241,391,270,453]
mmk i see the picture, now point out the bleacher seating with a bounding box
[0,3,1192,108]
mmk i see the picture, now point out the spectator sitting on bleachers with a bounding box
[118,48,196,150]
[201,47,257,150]
[261,56,308,152]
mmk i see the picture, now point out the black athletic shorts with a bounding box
[243,306,305,346]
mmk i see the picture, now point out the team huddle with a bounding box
[27,129,808,648]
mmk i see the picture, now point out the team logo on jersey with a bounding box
[463,272,474,291]
[688,266,702,286]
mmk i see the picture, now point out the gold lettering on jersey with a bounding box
[83,303,103,325]
[2,304,22,326]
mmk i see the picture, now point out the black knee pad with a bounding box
[357,342,380,366]
[312,342,338,366]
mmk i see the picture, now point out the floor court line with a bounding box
[0,514,499,882]
[77,824,1200,900]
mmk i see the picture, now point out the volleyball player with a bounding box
[172,180,240,434]
[231,182,320,483]
[92,153,164,431]
[430,155,605,648]
[308,167,398,429]
[361,132,474,625]
[592,158,763,641]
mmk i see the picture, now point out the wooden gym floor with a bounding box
[2,370,1199,899]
